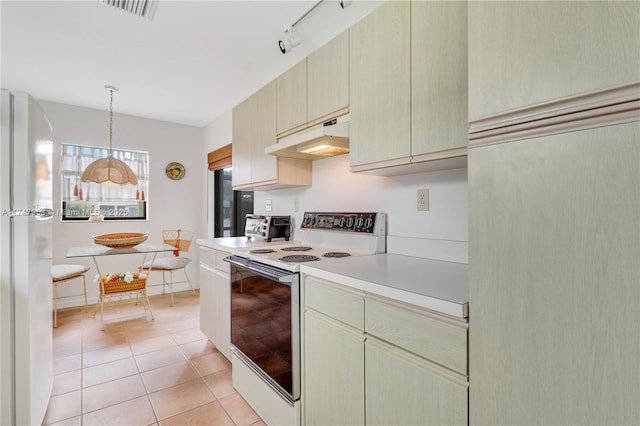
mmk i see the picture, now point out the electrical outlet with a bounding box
[293,198,299,213]
[265,199,272,212]
[417,188,429,211]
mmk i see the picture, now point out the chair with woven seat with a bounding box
[51,264,90,327]
[141,229,195,306]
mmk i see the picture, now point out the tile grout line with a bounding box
[126,317,161,425]
[48,292,252,426]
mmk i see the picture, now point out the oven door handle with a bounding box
[224,255,295,283]
[279,274,295,284]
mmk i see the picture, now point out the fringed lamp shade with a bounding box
[81,154,138,187]
[81,85,138,188]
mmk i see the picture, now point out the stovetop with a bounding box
[233,212,387,272]
[232,242,374,272]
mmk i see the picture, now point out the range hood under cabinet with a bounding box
[265,114,349,160]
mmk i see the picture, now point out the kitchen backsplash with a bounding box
[253,154,468,264]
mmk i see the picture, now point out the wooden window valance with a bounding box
[208,143,232,171]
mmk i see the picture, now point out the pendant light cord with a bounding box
[105,85,118,155]
[107,86,115,154]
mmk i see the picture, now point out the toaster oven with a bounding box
[245,215,291,242]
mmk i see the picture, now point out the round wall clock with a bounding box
[165,162,185,180]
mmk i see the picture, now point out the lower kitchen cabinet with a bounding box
[304,310,364,426]
[199,246,231,361]
[365,336,468,426]
[302,275,469,425]
[303,276,365,425]
[199,262,216,343]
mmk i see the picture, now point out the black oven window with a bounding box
[214,167,253,237]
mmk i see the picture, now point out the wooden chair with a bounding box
[141,229,195,306]
[51,264,89,327]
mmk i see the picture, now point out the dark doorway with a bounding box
[214,168,253,237]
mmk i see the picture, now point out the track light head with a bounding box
[279,27,301,54]
[338,0,352,8]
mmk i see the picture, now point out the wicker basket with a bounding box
[101,277,147,294]
[93,232,148,249]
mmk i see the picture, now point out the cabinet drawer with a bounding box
[199,247,216,269]
[366,295,468,375]
[215,250,230,274]
[199,247,230,273]
[304,276,364,330]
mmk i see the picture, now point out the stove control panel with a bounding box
[301,212,383,234]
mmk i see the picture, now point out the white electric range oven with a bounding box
[224,212,386,411]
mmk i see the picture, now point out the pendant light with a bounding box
[81,85,138,187]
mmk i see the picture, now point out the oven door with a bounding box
[224,255,300,405]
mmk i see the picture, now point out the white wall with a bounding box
[254,154,469,263]
[202,110,233,238]
[203,110,468,264]
[41,100,206,307]
[203,109,232,154]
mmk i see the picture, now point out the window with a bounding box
[214,167,253,237]
[60,144,149,220]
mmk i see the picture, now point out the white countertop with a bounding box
[301,253,469,319]
[196,237,297,252]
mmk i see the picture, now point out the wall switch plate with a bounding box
[417,188,429,211]
[265,199,272,212]
[293,198,299,213]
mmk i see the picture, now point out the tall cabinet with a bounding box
[468,2,640,425]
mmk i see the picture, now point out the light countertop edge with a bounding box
[301,254,469,319]
[197,237,268,251]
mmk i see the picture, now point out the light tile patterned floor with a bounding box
[44,290,265,426]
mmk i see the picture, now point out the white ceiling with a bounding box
[1,0,383,127]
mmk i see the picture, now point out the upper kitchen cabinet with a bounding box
[468,1,640,121]
[307,30,350,124]
[233,81,311,190]
[411,0,468,165]
[349,0,411,171]
[276,59,307,135]
[350,0,468,176]
[276,30,350,137]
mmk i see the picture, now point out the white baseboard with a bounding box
[53,282,198,310]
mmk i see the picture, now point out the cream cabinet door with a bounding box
[307,30,349,122]
[276,60,307,134]
[231,97,252,188]
[349,0,411,169]
[411,0,468,158]
[365,336,468,426]
[199,264,216,344]
[303,309,364,426]
[213,266,230,361]
[249,81,278,185]
[469,123,640,425]
[232,81,277,189]
[468,1,640,121]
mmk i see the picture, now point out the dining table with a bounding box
[65,242,177,329]
[65,242,177,276]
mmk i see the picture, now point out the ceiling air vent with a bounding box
[99,0,158,20]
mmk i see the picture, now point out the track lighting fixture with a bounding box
[279,27,301,54]
[277,0,350,54]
